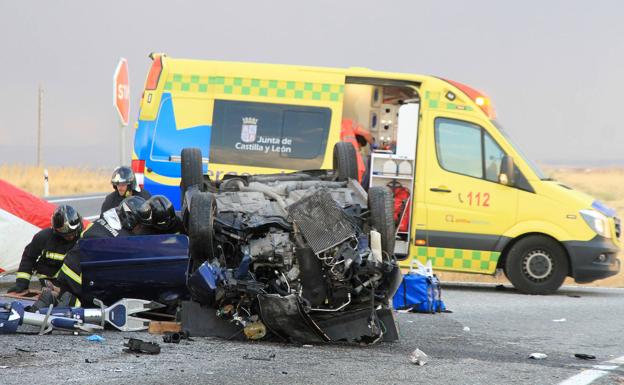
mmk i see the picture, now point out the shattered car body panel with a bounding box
[80,235,189,305]
[186,171,402,344]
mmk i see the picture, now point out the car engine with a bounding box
[185,172,402,344]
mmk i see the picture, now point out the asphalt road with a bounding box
[25,194,624,384]
[1,284,623,385]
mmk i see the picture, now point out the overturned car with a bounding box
[181,146,402,344]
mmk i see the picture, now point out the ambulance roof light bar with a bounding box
[442,78,496,120]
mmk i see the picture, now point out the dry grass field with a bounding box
[0,164,110,196]
[1,164,623,287]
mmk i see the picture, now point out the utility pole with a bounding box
[37,84,43,167]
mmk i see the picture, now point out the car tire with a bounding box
[368,186,396,257]
[181,147,204,206]
[504,235,569,294]
[188,191,217,269]
[333,142,359,181]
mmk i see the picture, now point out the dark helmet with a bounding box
[116,196,146,231]
[51,205,83,237]
[138,195,176,230]
[111,166,137,191]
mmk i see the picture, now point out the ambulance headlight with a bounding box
[580,209,611,238]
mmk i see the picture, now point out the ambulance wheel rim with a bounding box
[523,249,553,281]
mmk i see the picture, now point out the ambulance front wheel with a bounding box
[504,235,569,295]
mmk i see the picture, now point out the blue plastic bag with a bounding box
[393,273,446,313]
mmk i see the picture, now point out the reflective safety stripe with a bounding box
[16,272,32,280]
[60,264,82,285]
[74,298,81,307]
[81,223,94,237]
[400,246,501,274]
[37,273,52,279]
[45,251,66,261]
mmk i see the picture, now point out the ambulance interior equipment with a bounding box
[342,81,420,257]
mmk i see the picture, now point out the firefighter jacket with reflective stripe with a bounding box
[15,228,78,288]
[57,218,133,302]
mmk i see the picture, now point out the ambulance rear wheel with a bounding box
[504,235,569,295]
[333,142,358,181]
[368,186,396,257]
[188,191,217,270]
[181,147,204,206]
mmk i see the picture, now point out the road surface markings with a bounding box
[47,195,106,203]
[558,355,624,385]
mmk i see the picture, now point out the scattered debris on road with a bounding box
[552,318,567,322]
[86,334,104,342]
[574,353,596,360]
[463,326,470,332]
[409,348,429,366]
[528,353,547,360]
[123,338,160,355]
[242,352,276,361]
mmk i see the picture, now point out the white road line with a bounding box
[47,195,106,203]
[607,355,624,365]
[558,355,624,385]
[592,365,618,370]
[558,369,609,385]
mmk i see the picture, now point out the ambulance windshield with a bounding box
[493,121,547,180]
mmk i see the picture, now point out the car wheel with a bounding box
[368,186,396,257]
[504,235,569,294]
[333,142,359,181]
[188,191,217,269]
[181,147,204,207]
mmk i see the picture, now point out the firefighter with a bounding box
[7,205,83,295]
[100,166,151,214]
[57,196,146,305]
[137,195,185,235]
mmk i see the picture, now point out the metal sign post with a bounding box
[114,58,130,165]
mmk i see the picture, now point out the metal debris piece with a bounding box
[529,353,547,360]
[123,338,161,355]
[463,326,470,332]
[574,353,596,360]
[242,352,276,361]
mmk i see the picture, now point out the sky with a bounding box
[0,0,622,168]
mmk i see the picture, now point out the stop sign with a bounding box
[114,58,130,126]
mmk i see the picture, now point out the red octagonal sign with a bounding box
[114,58,130,126]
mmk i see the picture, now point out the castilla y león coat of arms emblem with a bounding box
[241,117,258,143]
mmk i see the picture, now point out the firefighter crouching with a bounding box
[7,205,83,296]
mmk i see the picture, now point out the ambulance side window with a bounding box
[435,118,483,178]
[434,118,507,183]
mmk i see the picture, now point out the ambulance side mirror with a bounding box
[499,155,515,186]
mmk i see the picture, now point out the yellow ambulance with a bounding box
[132,53,620,294]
